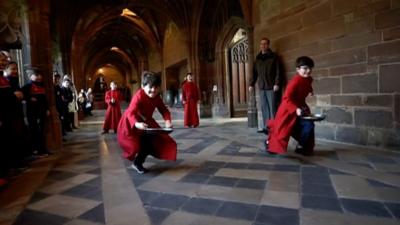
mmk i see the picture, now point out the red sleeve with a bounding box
[105,91,111,104]
[182,83,187,102]
[156,95,171,121]
[283,76,300,113]
[126,91,143,127]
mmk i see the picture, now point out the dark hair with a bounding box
[26,66,41,77]
[6,61,17,68]
[141,71,161,87]
[296,56,314,68]
[261,37,270,45]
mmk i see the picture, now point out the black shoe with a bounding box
[264,140,269,149]
[131,162,147,174]
[257,129,268,134]
[295,147,313,156]
[295,146,304,155]
[101,130,109,134]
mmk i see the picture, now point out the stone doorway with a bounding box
[228,29,249,117]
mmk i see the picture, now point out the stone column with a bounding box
[27,0,62,151]
[247,27,258,127]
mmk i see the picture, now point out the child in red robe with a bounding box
[267,56,315,156]
[117,71,177,174]
[102,81,123,134]
[182,72,200,128]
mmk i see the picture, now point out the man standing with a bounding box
[182,72,200,128]
[249,37,281,133]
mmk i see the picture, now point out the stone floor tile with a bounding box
[148,193,189,210]
[301,173,332,185]
[366,178,398,188]
[201,161,227,168]
[145,207,171,225]
[260,190,300,209]
[340,198,393,218]
[191,167,219,175]
[301,166,329,174]
[215,168,270,180]
[13,209,69,225]
[27,195,101,218]
[301,195,343,212]
[161,211,252,225]
[273,164,300,172]
[180,173,210,184]
[78,203,105,224]
[235,179,267,190]
[365,155,398,164]
[181,197,223,215]
[62,183,102,201]
[300,208,400,225]
[28,192,51,204]
[46,170,78,181]
[375,187,400,203]
[138,178,199,197]
[267,180,300,193]
[302,183,337,197]
[138,190,162,205]
[197,185,263,204]
[255,205,299,225]
[216,201,258,221]
[63,219,104,225]
[207,176,239,187]
[38,174,98,194]
[224,162,250,169]
[331,175,380,200]
[268,171,299,183]
[385,202,400,219]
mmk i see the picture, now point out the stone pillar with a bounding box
[247,27,258,127]
[27,0,62,151]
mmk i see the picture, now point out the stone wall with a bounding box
[253,0,400,150]
[163,21,188,68]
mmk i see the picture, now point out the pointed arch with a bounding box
[215,16,251,117]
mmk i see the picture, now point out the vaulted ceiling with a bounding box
[49,0,248,87]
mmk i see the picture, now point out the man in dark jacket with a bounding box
[249,37,281,133]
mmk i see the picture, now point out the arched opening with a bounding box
[214,17,250,118]
[228,28,250,117]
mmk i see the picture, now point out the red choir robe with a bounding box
[117,89,177,161]
[182,81,199,127]
[267,74,314,154]
[103,89,123,132]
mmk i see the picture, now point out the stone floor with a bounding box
[1,109,400,225]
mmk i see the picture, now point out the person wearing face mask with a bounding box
[102,81,123,134]
[22,68,52,157]
[266,56,315,156]
[117,71,177,174]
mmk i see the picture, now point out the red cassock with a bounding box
[182,81,199,127]
[103,90,123,132]
[267,74,313,154]
[117,89,177,161]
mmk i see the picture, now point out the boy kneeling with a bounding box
[267,56,316,156]
[117,71,177,174]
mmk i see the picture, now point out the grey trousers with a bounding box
[259,89,276,130]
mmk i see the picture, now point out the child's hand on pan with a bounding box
[165,120,172,128]
[135,122,148,130]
